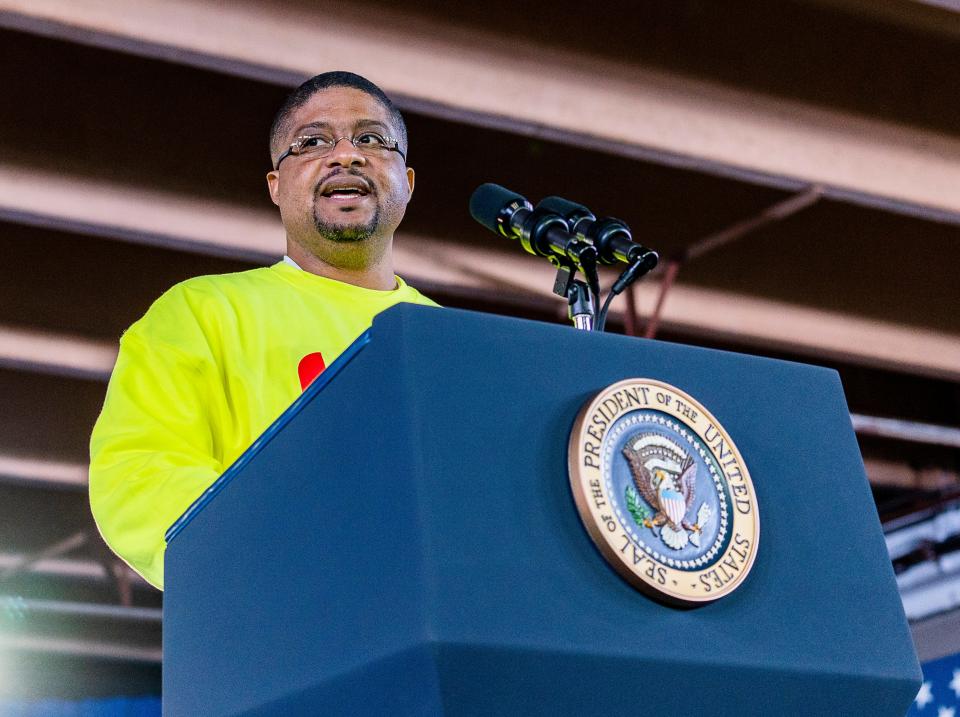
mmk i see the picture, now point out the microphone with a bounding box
[469,184,596,266]
[537,195,658,269]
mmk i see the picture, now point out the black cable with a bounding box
[596,290,617,332]
[596,253,658,332]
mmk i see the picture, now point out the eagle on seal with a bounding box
[622,434,707,550]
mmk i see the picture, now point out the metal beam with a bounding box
[642,185,825,339]
[0,455,88,490]
[0,533,87,581]
[3,1,960,223]
[898,559,960,622]
[402,232,960,381]
[0,323,116,381]
[607,282,960,382]
[852,414,960,450]
[1,596,161,623]
[0,163,959,381]
[0,553,152,590]
[0,164,283,263]
[0,633,161,663]
[811,0,960,39]
[684,187,826,263]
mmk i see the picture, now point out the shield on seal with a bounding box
[660,486,687,526]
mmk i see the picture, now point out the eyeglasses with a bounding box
[274,132,406,169]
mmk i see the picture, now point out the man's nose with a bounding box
[325,137,366,167]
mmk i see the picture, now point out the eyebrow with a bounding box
[290,118,394,138]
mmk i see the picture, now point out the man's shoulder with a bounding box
[125,266,283,340]
[148,264,288,312]
[164,265,281,298]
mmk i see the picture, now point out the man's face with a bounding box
[266,87,414,268]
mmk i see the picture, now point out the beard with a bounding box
[312,171,382,243]
[312,203,381,243]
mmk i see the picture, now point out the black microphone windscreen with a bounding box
[469,183,528,233]
[538,196,592,219]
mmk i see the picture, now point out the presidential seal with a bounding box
[568,379,759,606]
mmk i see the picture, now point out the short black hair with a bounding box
[269,71,408,164]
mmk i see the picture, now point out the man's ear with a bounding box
[266,170,280,207]
[405,166,415,200]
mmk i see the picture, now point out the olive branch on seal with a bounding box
[625,484,651,527]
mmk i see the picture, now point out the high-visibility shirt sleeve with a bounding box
[89,297,225,590]
[89,265,438,590]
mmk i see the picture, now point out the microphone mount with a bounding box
[520,206,600,330]
[469,183,658,333]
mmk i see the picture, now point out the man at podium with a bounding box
[88,71,436,590]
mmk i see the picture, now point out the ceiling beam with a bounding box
[1,162,959,381]
[0,322,116,381]
[853,414,960,450]
[2,1,960,223]
[405,232,960,380]
[0,455,88,490]
[811,0,960,38]
[617,282,960,383]
[0,552,151,589]
[1,596,161,623]
[0,164,283,263]
[0,633,161,663]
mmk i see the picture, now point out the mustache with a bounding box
[314,168,376,195]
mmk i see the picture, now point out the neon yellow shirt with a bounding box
[89,261,437,589]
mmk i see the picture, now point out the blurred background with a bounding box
[0,0,958,713]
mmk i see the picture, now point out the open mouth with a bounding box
[322,187,368,199]
[319,177,373,202]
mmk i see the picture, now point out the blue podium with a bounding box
[163,304,920,716]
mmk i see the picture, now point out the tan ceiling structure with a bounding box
[2,0,958,377]
[0,0,958,699]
